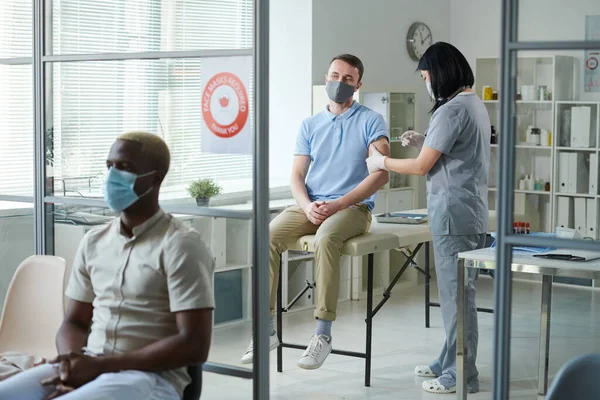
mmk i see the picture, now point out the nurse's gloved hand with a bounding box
[399,130,425,148]
[366,145,388,173]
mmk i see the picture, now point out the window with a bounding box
[50,0,252,54]
[1,0,254,198]
[0,1,31,58]
[0,1,33,196]
[50,0,254,198]
[51,58,254,197]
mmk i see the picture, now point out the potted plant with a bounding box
[187,178,222,207]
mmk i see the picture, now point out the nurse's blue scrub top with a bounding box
[423,92,491,236]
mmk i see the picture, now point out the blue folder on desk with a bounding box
[489,232,556,254]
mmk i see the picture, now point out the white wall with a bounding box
[450,0,600,101]
[449,0,501,68]
[312,0,451,132]
[269,0,313,185]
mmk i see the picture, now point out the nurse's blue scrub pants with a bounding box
[429,233,486,392]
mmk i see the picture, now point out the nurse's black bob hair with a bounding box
[417,42,474,113]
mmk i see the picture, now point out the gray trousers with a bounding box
[429,233,486,392]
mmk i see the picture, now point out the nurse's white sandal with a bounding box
[414,365,437,377]
[422,379,456,394]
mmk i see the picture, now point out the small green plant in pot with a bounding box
[187,178,222,207]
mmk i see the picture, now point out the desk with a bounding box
[456,248,600,399]
[276,210,496,387]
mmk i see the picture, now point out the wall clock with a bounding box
[406,22,433,62]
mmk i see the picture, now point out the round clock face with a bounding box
[407,22,433,62]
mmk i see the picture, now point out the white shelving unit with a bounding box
[475,55,600,234]
[553,101,600,239]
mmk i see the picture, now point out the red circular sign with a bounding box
[586,56,598,71]
[202,72,249,139]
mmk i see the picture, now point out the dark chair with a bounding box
[183,364,203,400]
[546,354,600,400]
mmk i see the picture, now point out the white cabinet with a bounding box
[373,191,387,215]
[388,189,413,212]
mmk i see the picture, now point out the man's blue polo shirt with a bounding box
[294,101,389,211]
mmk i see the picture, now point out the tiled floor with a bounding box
[202,276,600,399]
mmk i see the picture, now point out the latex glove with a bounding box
[366,145,388,174]
[399,130,425,148]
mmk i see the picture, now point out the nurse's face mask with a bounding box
[426,81,436,100]
[421,71,436,100]
[103,167,156,212]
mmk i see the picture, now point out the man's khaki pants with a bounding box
[269,204,371,321]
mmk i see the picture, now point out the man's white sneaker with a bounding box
[297,334,332,370]
[240,333,280,364]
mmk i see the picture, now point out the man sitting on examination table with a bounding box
[241,54,390,370]
[0,132,215,400]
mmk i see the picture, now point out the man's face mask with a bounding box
[103,167,156,212]
[326,80,356,104]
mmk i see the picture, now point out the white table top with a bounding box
[458,247,600,279]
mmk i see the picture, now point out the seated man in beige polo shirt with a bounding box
[0,132,215,400]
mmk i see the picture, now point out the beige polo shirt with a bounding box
[66,209,215,398]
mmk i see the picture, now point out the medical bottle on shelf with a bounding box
[490,125,497,144]
[525,222,531,234]
[513,222,518,234]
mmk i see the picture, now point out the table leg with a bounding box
[425,242,431,328]
[538,275,552,396]
[277,256,283,373]
[365,253,374,387]
[456,258,468,400]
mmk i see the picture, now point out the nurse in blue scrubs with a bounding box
[366,42,490,394]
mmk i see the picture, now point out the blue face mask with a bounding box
[103,167,156,212]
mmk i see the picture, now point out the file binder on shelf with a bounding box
[558,152,570,193]
[574,198,587,237]
[570,106,592,148]
[590,153,598,195]
[557,196,574,229]
[587,198,598,240]
[567,152,588,194]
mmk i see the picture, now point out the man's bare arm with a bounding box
[99,308,213,373]
[337,137,390,209]
[290,155,312,210]
[56,300,93,355]
[291,155,328,224]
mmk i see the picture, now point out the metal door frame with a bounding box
[495,1,600,398]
